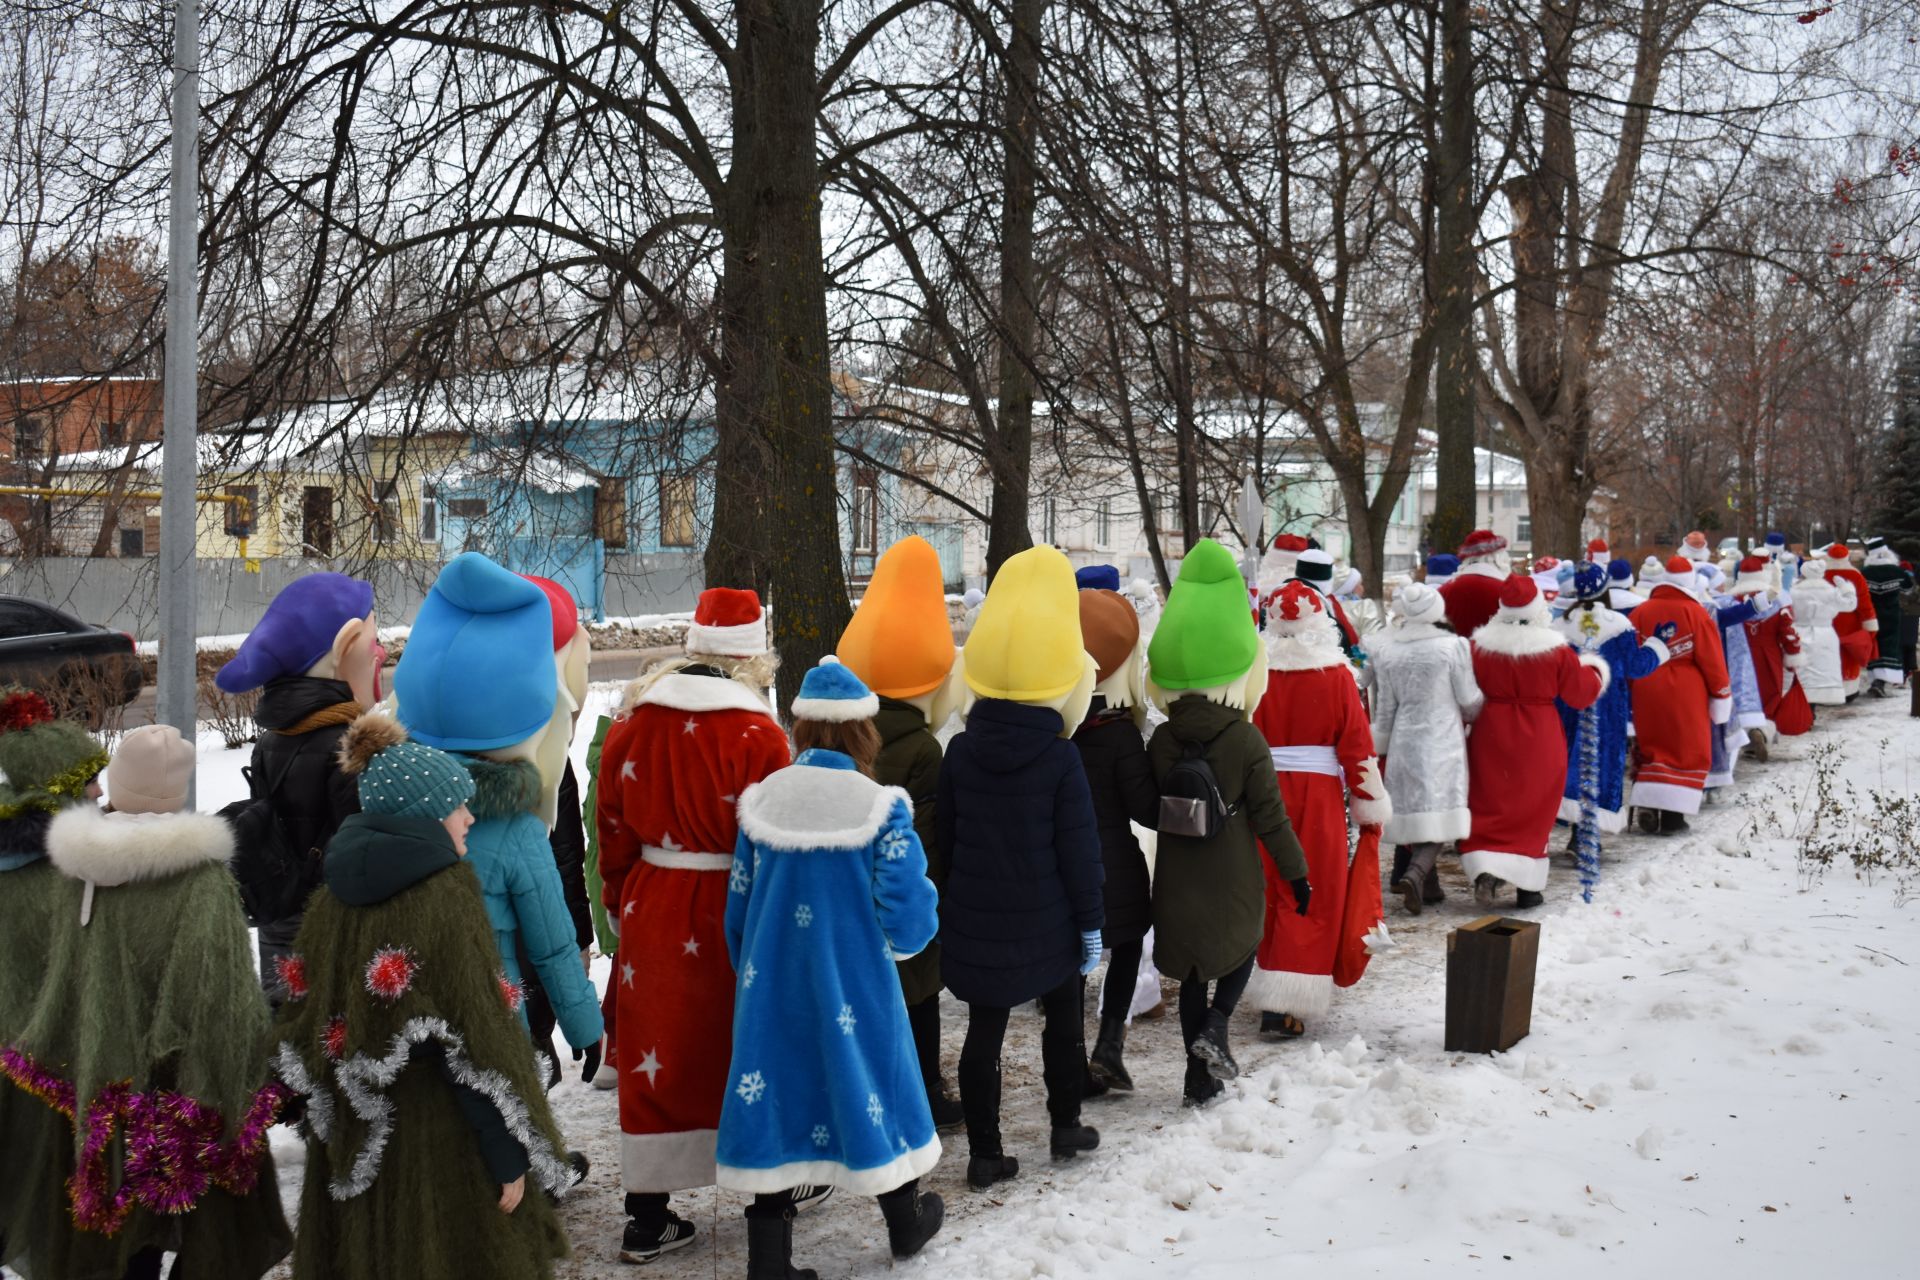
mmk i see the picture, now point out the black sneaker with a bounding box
[1049,1123,1100,1161]
[966,1153,1020,1190]
[790,1184,833,1214]
[620,1213,696,1264]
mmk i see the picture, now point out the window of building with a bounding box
[223,485,258,536]
[659,472,696,547]
[418,482,438,542]
[445,496,488,519]
[1516,515,1532,543]
[850,467,879,554]
[99,418,126,451]
[301,486,335,557]
[14,416,45,463]
[595,476,628,549]
[1096,500,1112,548]
[119,527,144,557]
[372,480,400,543]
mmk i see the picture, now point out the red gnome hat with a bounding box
[685,587,768,657]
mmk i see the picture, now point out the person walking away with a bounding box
[1626,559,1733,835]
[1861,537,1914,694]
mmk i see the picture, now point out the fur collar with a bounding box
[46,805,235,887]
[737,766,910,851]
[1456,560,1507,581]
[1471,617,1570,658]
[627,670,773,717]
[1266,628,1349,671]
[1553,604,1632,645]
[1371,620,1453,649]
[460,755,543,821]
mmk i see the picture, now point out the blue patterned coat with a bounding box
[1706,597,1760,788]
[716,749,940,1196]
[1554,605,1670,831]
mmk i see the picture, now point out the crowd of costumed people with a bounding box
[0,524,1911,1280]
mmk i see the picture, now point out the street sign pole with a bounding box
[157,0,199,798]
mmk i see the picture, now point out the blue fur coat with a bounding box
[1554,604,1670,830]
[716,749,940,1195]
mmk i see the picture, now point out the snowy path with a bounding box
[208,691,1917,1276]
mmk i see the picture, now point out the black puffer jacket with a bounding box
[236,676,362,924]
[1071,703,1159,947]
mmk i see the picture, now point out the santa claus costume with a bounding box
[1606,558,1642,613]
[1861,537,1914,693]
[1677,531,1711,566]
[1461,576,1607,908]
[1554,564,1671,837]
[1628,559,1733,834]
[1439,530,1513,637]
[1424,553,1459,589]
[1727,556,1809,746]
[1820,543,1877,698]
[596,589,796,1263]
[1247,583,1390,1034]
[1789,561,1848,707]
[1529,556,1564,606]
[1286,549,1362,657]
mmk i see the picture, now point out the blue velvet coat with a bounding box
[716,750,940,1196]
[936,699,1103,1007]
[1554,604,1669,831]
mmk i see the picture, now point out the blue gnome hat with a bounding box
[1607,558,1634,583]
[1075,564,1121,592]
[790,656,880,723]
[1573,561,1609,603]
[393,552,558,752]
[216,573,374,694]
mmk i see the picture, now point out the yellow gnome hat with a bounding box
[964,544,1086,701]
[837,535,957,698]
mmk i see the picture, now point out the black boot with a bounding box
[966,1153,1020,1190]
[1082,1062,1109,1099]
[1660,809,1691,834]
[744,1205,818,1280]
[1636,807,1663,835]
[1415,843,1446,904]
[928,1088,965,1133]
[1514,888,1545,909]
[1389,845,1412,895]
[1189,1007,1238,1082]
[1050,1121,1100,1160]
[878,1183,945,1259]
[1089,1016,1134,1092]
[1182,1055,1223,1108]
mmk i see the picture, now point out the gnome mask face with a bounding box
[309,613,382,707]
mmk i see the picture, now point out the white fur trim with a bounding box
[1384,807,1471,844]
[1643,636,1672,666]
[1458,848,1550,892]
[1553,605,1632,644]
[718,1135,941,1196]
[1709,696,1732,725]
[685,618,767,658]
[1557,796,1628,834]
[46,806,235,887]
[738,769,909,851]
[790,692,880,722]
[1243,966,1334,1018]
[1470,618,1570,658]
[1869,666,1905,685]
[1576,652,1613,696]
[1864,618,1880,633]
[1265,627,1348,671]
[1348,757,1391,826]
[621,1128,718,1193]
[1782,650,1804,670]
[1629,780,1703,815]
[1456,558,1508,580]
[631,671,773,716]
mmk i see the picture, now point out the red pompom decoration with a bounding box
[363,947,419,1004]
[274,955,309,1001]
[322,1016,349,1061]
[0,689,56,733]
[498,973,525,1013]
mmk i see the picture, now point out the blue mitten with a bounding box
[1079,931,1103,975]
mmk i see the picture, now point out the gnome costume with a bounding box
[1247,583,1390,1028]
[1364,582,1482,911]
[1628,559,1733,832]
[836,535,965,1130]
[4,725,291,1280]
[717,658,946,1274]
[1861,538,1914,689]
[1554,565,1672,837]
[596,587,793,1260]
[1439,530,1512,637]
[1146,540,1308,1103]
[1462,577,1608,905]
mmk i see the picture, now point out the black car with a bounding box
[0,595,143,722]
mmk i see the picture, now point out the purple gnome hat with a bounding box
[215,573,374,694]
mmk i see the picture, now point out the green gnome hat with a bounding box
[1148,538,1260,690]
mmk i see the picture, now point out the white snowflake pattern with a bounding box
[866,1092,885,1126]
[729,859,751,894]
[836,1004,857,1036]
[811,1125,831,1148]
[878,828,912,862]
[794,903,814,928]
[736,1071,767,1105]
[742,960,757,989]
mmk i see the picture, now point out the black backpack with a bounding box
[1158,727,1238,839]
[219,749,324,927]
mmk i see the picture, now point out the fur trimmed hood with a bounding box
[1554,602,1633,646]
[737,762,910,851]
[46,803,235,887]
[1471,615,1572,658]
[623,667,774,717]
[459,755,544,821]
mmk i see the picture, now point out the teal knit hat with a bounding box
[336,711,475,821]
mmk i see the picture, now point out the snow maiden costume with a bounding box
[271,714,575,1280]
[1248,581,1390,1037]
[596,587,794,1261]
[718,658,945,1277]
[1554,564,1672,840]
[1861,537,1914,691]
[1629,558,1733,834]
[1788,560,1847,707]
[1365,581,1483,913]
[1462,576,1608,908]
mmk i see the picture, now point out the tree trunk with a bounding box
[1428,0,1478,558]
[1523,450,1586,559]
[743,0,849,707]
[985,0,1045,581]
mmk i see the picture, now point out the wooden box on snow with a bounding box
[1444,915,1540,1053]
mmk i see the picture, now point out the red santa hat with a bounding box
[1731,555,1770,597]
[1266,580,1328,637]
[685,587,768,657]
[1661,555,1705,599]
[1458,529,1507,560]
[1823,542,1853,564]
[1257,532,1311,590]
[1492,573,1549,624]
[1586,537,1609,558]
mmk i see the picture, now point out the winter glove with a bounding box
[578,1038,602,1085]
[1654,621,1678,644]
[1079,930,1103,976]
[1290,877,1312,916]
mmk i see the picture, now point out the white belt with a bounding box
[1270,745,1343,777]
[641,845,733,871]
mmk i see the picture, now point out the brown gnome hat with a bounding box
[1078,588,1141,685]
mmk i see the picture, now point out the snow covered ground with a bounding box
[167,689,1920,1276]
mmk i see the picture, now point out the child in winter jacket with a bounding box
[271,713,577,1280]
[940,545,1105,1190]
[717,658,945,1278]
[6,724,291,1280]
[1145,541,1309,1107]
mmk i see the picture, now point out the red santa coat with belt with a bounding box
[1738,597,1806,731]
[1628,585,1732,816]
[1440,560,1510,637]
[1247,623,1390,1018]
[1463,610,1608,891]
[1825,562,1877,689]
[597,668,791,1193]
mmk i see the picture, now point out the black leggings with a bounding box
[1100,939,1144,1022]
[905,992,944,1098]
[958,973,1085,1154]
[1177,954,1256,1049]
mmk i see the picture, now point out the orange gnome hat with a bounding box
[837,535,957,698]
